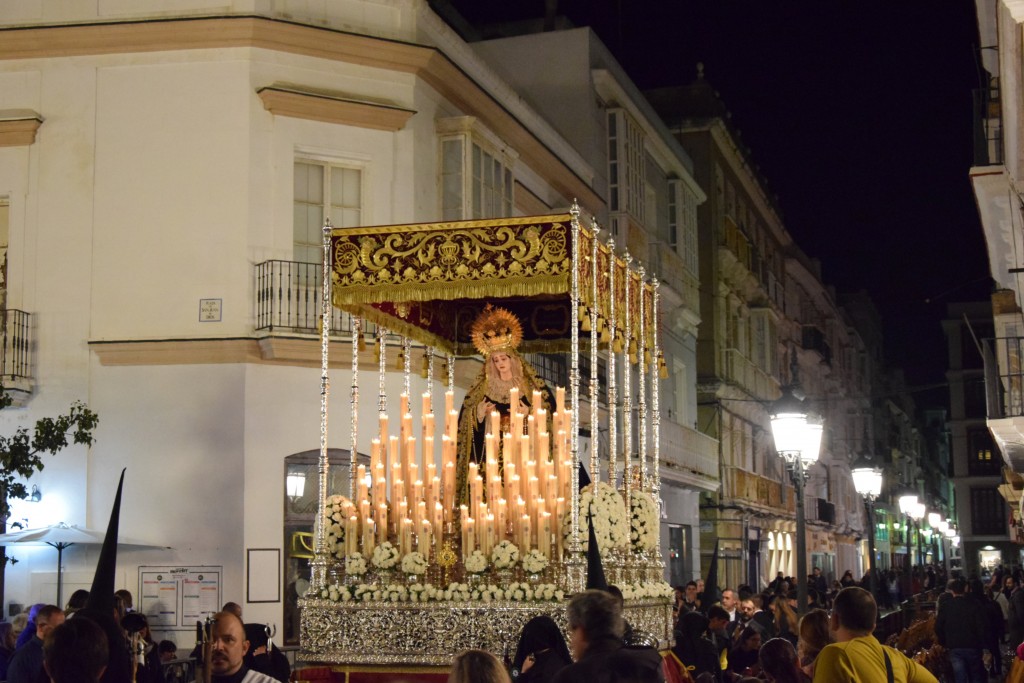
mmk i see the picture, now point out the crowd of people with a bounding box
[666,567,941,683]
[0,590,290,683]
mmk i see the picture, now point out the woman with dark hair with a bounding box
[65,589,90,615]
[758,637,810,683]
[672,611,721,682]
[771,596,798,647]
[0,621,15,680]
[839,570,856,588]
[727,627,762,678]
[512,616,572,683]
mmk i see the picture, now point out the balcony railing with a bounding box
[647,243,699,315]
[723,465,795,514]
[659,418,718,480]
[973,85,1003,166]
[255,260,357,335]
[0,309,31,383]
[986,336,1024,418]
[723,348,779,401]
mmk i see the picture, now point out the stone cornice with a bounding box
[257,87,415,131]
[0,15,602,209]
[0,111,42,146]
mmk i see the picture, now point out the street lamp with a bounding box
[769,388,823,615]
[851,456,883,600]
[896,489,918,598]
[909,501,925,570]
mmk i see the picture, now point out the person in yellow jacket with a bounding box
[812,587,937,683]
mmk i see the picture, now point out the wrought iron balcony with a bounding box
[0,309,32,399]
[255,260,357,335]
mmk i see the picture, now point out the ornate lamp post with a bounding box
[851,457,883,600]
[769,388,823,615]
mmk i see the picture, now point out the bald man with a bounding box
[208,612,276,683]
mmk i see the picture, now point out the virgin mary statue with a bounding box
[456,305,553,506]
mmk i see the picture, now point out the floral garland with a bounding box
[562,482,629,552]
[319,581,565,604]
[491,540,520,569]
[345,552,368,576]
[324,495,354,561]
[371,541,400,569]
[629,492,658,552]
[401,551,428,575]
[521,549,549,574]
[618,581,674,601]
[464,550,488,574]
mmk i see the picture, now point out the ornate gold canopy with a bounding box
[329,213,655,356]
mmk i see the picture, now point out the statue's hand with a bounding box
[477,400,494,422]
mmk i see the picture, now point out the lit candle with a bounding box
[377,503,388,543]
[422,391,431,421]
[401,518,413,556]
[370,439,381,475]
[445,390,454,417]
[419,519,432,561]
[417,500,427,530]
[463,517,475,558]
[357,465,368,504]
[485,513,496,556]
[540,512,551,559]
[347,516,359,557]
[433,502,444,546]
[379,414,389,445]
[520,514,531,551]
[363,517,375,556]
[443,458,455,519]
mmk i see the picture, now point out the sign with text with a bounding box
[139,566,222,631]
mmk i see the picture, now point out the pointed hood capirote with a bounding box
[585,505,608,592]
[85,468,125,614]
[75,468,133,683]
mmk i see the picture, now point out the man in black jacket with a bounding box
[935,578,990,683]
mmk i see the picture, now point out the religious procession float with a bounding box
[298,205,674,671]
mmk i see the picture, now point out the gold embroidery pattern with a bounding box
[331,216,572,305]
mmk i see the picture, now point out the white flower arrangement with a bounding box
[562,482,630,553]
[401,551,428,575]
[344,552,368,576]
[491,540,520,569]
[320,581,565,603]
[371,541,400,569]
[521,549,549,574]
[619,581,675,601]
[629,492,658,551]
[464,550,489,574]
[324,494,354,560]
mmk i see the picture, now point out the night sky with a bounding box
[443,1,991,406]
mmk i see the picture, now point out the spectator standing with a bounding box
[680,582,698,614]
[41,618,108,683]
[759,637,810,683]
[840,571,856,589]
[970,578,1004,679]
[812,587,937,683]
[727,628,761,678]
[772,596,799,647]
[796,609,830,679]
[935,577,989,683]
[449,649,512,683]
[1009,575,1024,649]
[0,622,15,680]
[14,605,44,650]
[8,605,64,683]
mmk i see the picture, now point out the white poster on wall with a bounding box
[139,566,222,631]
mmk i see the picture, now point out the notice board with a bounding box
[139,566,222,631]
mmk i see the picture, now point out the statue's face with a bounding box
[491,352,512,379]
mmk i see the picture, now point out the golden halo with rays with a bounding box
[470,305,523,356]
